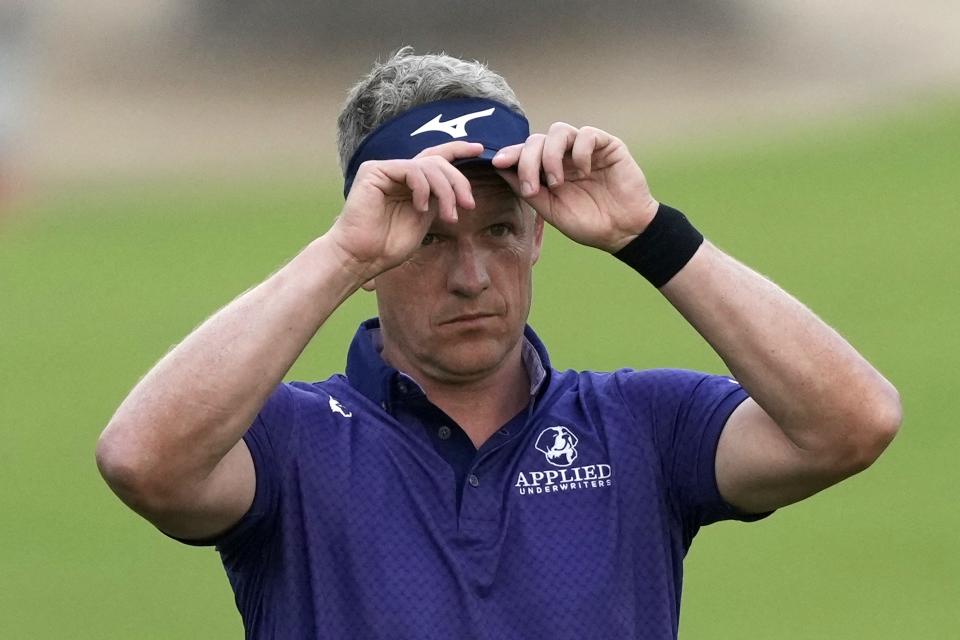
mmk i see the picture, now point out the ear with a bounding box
[531,209,545,265]
[360,278,377,292]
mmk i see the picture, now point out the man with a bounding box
[96,48,901,639]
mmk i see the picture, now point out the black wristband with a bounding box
[613,203,704,288]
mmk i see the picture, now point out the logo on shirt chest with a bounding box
[534,425,579,466]
[515,426,614,496]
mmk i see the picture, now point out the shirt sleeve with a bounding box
[616,369,773,542]
[163,382,297,552]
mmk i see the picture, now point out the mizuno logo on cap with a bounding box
[410,107,496,139]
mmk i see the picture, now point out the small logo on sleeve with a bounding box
[328,396,352,418]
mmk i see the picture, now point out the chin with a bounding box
[426,338,511,380]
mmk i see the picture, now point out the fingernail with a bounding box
[521,181,534,196]
[546,173,559,187]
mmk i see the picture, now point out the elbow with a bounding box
[95,423,167,514]
[840,381,903,474]
[96,427,143,503]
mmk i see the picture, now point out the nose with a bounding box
[447,240,491,298]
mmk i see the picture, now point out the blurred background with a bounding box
[2,1,958,638]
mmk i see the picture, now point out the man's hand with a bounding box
[329,141,484,282]
[491,123,659,253]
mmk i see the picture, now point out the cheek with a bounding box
[493,245,534,301]
[380,288,413,316]
[376,267,435,318]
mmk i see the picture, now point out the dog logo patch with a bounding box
[534,426,579,467]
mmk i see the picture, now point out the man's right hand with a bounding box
[327,141,484,282]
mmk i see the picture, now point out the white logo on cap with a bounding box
[410,107,496,139]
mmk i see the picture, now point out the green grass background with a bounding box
[2,96,957,638]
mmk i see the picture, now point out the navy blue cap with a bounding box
[343,97,530,198]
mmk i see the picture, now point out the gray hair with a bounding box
[336,46,525,175]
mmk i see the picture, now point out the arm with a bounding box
[492,124,901,515]
[96,142,483,540]
[660,242,900,513]
[95,237,363,540]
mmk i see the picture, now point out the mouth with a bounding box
[440,312,499,326]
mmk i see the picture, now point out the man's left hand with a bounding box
[491,123,658,253]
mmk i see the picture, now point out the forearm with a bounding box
[98,233,363,493]
[660,241,900,456]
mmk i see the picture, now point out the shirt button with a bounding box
[397,379,408,394]
[437,425,452,440]
[467,474,480,488]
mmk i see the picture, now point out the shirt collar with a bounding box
[345,317,551,411]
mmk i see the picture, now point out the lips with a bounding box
[440,312,498,325]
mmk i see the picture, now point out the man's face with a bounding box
[372,167,544,385]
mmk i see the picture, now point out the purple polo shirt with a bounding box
[182,318,770,639]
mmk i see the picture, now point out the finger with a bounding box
[491,143,523,169]
[414,141,484,162]
[431,156,475,211]
[402,164,431,212]
[420,161,459,223]
[542,122,578,188]
[495,167,522,197]
[570,129,597,177]
[570,126,613,177]
[495,168,551,216]
[370,160,431,211]
[517,134,547,197]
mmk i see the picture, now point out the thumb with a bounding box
[495,169,552,215]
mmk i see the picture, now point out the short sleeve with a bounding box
[164,383,297,552]
[616,369,771,542]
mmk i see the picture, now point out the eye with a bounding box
[488,223,513,238]
[420,233,437,247]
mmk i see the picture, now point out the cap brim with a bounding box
[451,148,500,168]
